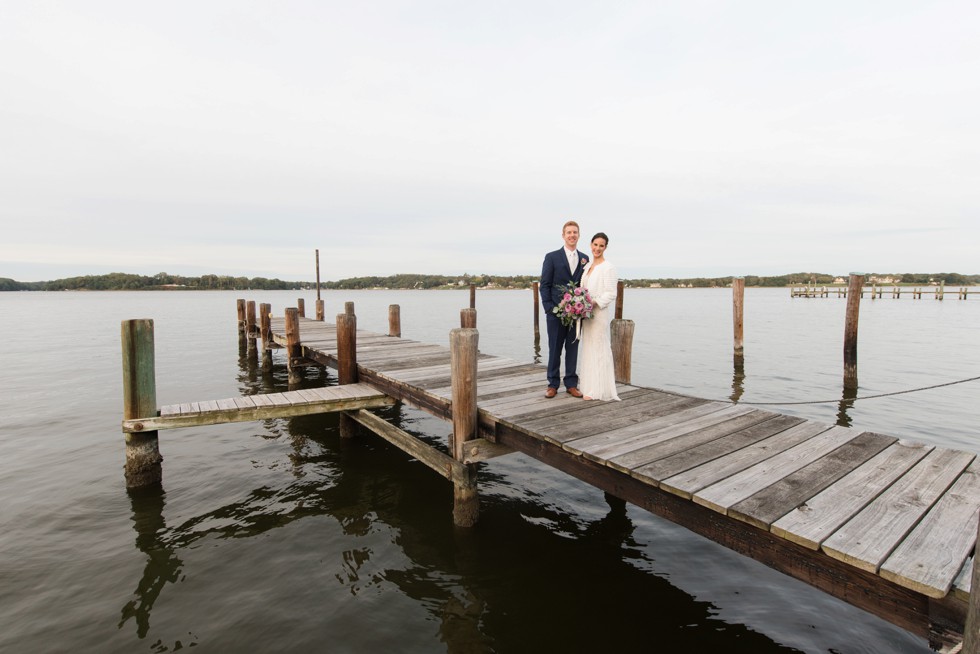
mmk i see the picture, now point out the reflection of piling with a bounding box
[450,327,479,527]
[121,319,162,488]
[337,309,358,439]
[610,283,633,384]
[733,277,745,362]
[532,282,540,345]
[844,273,864,390]
[388,304,401,337]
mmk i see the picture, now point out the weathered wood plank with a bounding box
[250,394,275,408]
[659,421,833,499]
[880,460,980,597]
[569,403,750,462]
[122,393,395,432]
[822,448,975,573]
[770,440,932,550]
[232,396,256,410]
[728,431,897,530]
[606,410,780,474]
[694,426,859,514]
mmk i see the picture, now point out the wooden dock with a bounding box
[119,302,980,651]
[264,312,977,651]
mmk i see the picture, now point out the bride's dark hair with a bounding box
[591,232,609,244]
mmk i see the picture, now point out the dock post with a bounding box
[345,301,354,317]
[469,284,476,309]
[532,282,540,346]
[121,319,162,488]
[964,528,980,653]
[450,327,479,527]
[297,298,305,318]
[388,304,401,337]
[236,298,247,351]
[844,273,864,390]
[259,303,272,372]
[460,307,477,329]
[732,277,745,362]
[246,301,257,352]
[615,281,625,319]
[337,311,358,439]
[611,318,634,384]
[315,300,324,321]
[285,308,302,386]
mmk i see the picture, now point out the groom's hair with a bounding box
[562,220,579,232]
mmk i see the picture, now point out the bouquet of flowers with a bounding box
[552,282,594,328]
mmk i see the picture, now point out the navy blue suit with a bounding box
[541,247,589,390]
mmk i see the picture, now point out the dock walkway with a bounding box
[267,315,976,648]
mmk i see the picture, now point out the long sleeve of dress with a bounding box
[590,263,618,311]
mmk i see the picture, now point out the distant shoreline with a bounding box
[3,270,978,293]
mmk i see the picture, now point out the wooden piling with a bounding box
[615,281,625,320]
[450,327,479,527]
[285,308,302,385]
[388,304,401,337]
[345,301,355,317]
[246,301,257,351]
[844,273,864,390]
[460,307,477,329]
[297,298,306,318]
[315,300,324,321]
[260,303,272,372]
[236,299,246,330]
[532,282,540,345]
[469,284,476,309]
[732,277,745,362]
[337,311,358,438]
[121,319,162,488]
[611,319,635,384]
[966,524,980,653]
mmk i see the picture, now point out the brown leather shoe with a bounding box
[545,387,557,398]
[566,387,583,398]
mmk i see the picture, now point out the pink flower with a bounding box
[563,293,572,302]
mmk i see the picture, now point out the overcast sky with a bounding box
[2,1,977,282]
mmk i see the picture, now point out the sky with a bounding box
[2,1,978,283]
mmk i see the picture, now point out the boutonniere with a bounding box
[580,258,588,267]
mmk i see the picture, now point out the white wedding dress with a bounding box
[578,260,621,401]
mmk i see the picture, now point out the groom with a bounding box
[540,220,589,398]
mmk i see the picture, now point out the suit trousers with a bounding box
[546,313,579,390]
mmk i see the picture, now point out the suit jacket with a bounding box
[541,247,589,312]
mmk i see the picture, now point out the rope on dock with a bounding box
[657,375,980,406]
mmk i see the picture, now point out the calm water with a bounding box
[1,289,978,653]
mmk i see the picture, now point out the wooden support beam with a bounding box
[844,273,864,389]
[450,327,479,526]
[460,437,515,464]
[344,409,469,483]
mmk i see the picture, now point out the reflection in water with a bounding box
[119,487,183,639]
[730,356,746,403]
[837,384,858,427]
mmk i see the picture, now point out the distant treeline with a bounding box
[2,271,977,292]
[0,272,304,292]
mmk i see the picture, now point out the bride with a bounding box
[578,232,621,401]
